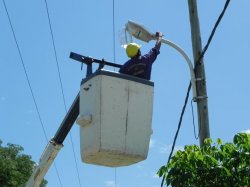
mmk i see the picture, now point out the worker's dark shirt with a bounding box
[119,47,160,80]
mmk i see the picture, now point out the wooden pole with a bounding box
[188,0,210,146]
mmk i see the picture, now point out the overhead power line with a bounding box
[160,0,231,186]
[2,0,48,141]
[43,0,82,186]
[112,0,117,186]
[160,82,191,187]
[2,0,63,186]
[196,0,231,64]
[43,0,67,111]
[112,0,116,71]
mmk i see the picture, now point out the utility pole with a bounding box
[188,0,210,146]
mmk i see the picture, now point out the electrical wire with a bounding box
[2,0,48,143]
[43,0,67,110]
[191,99,200,139]
[69,133,82,186]
[112,1,117,186]
[115,168,117,187]
[43,0,82,186]
[112,0,116,71]
[160,0,231,186]
[160,82,191,187]
[196,0,231,64]
[2,0,63,186]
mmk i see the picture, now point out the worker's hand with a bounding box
[155,32,163,50]
[155,32,163,39]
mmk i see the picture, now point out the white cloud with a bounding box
[27,109,34,113]
[136,165,143,169]
[149,139,155,148]
[152,173,159,179]
[149,138,184,155]
[159,145,184,154]
[104,180,115,187]
[242,129,250,134]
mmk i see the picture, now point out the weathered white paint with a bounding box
[77,71,154,167]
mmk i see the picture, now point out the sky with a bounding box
[0,0,250,187]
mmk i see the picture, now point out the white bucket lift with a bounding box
[77,70,154,167]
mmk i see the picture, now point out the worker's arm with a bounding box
[140,32,163,65]
[155,32,163,51]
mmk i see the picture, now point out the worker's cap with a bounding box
[126,43,141,58]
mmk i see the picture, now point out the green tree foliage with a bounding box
[158,133,250,187]
[0,140,47,187]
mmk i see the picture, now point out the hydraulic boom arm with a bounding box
[25,93,79,187]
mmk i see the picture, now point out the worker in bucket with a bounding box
[119,32,163,80]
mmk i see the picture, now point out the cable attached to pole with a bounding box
[191,99,200,139]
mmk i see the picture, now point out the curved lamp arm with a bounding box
[161,38,197,99]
